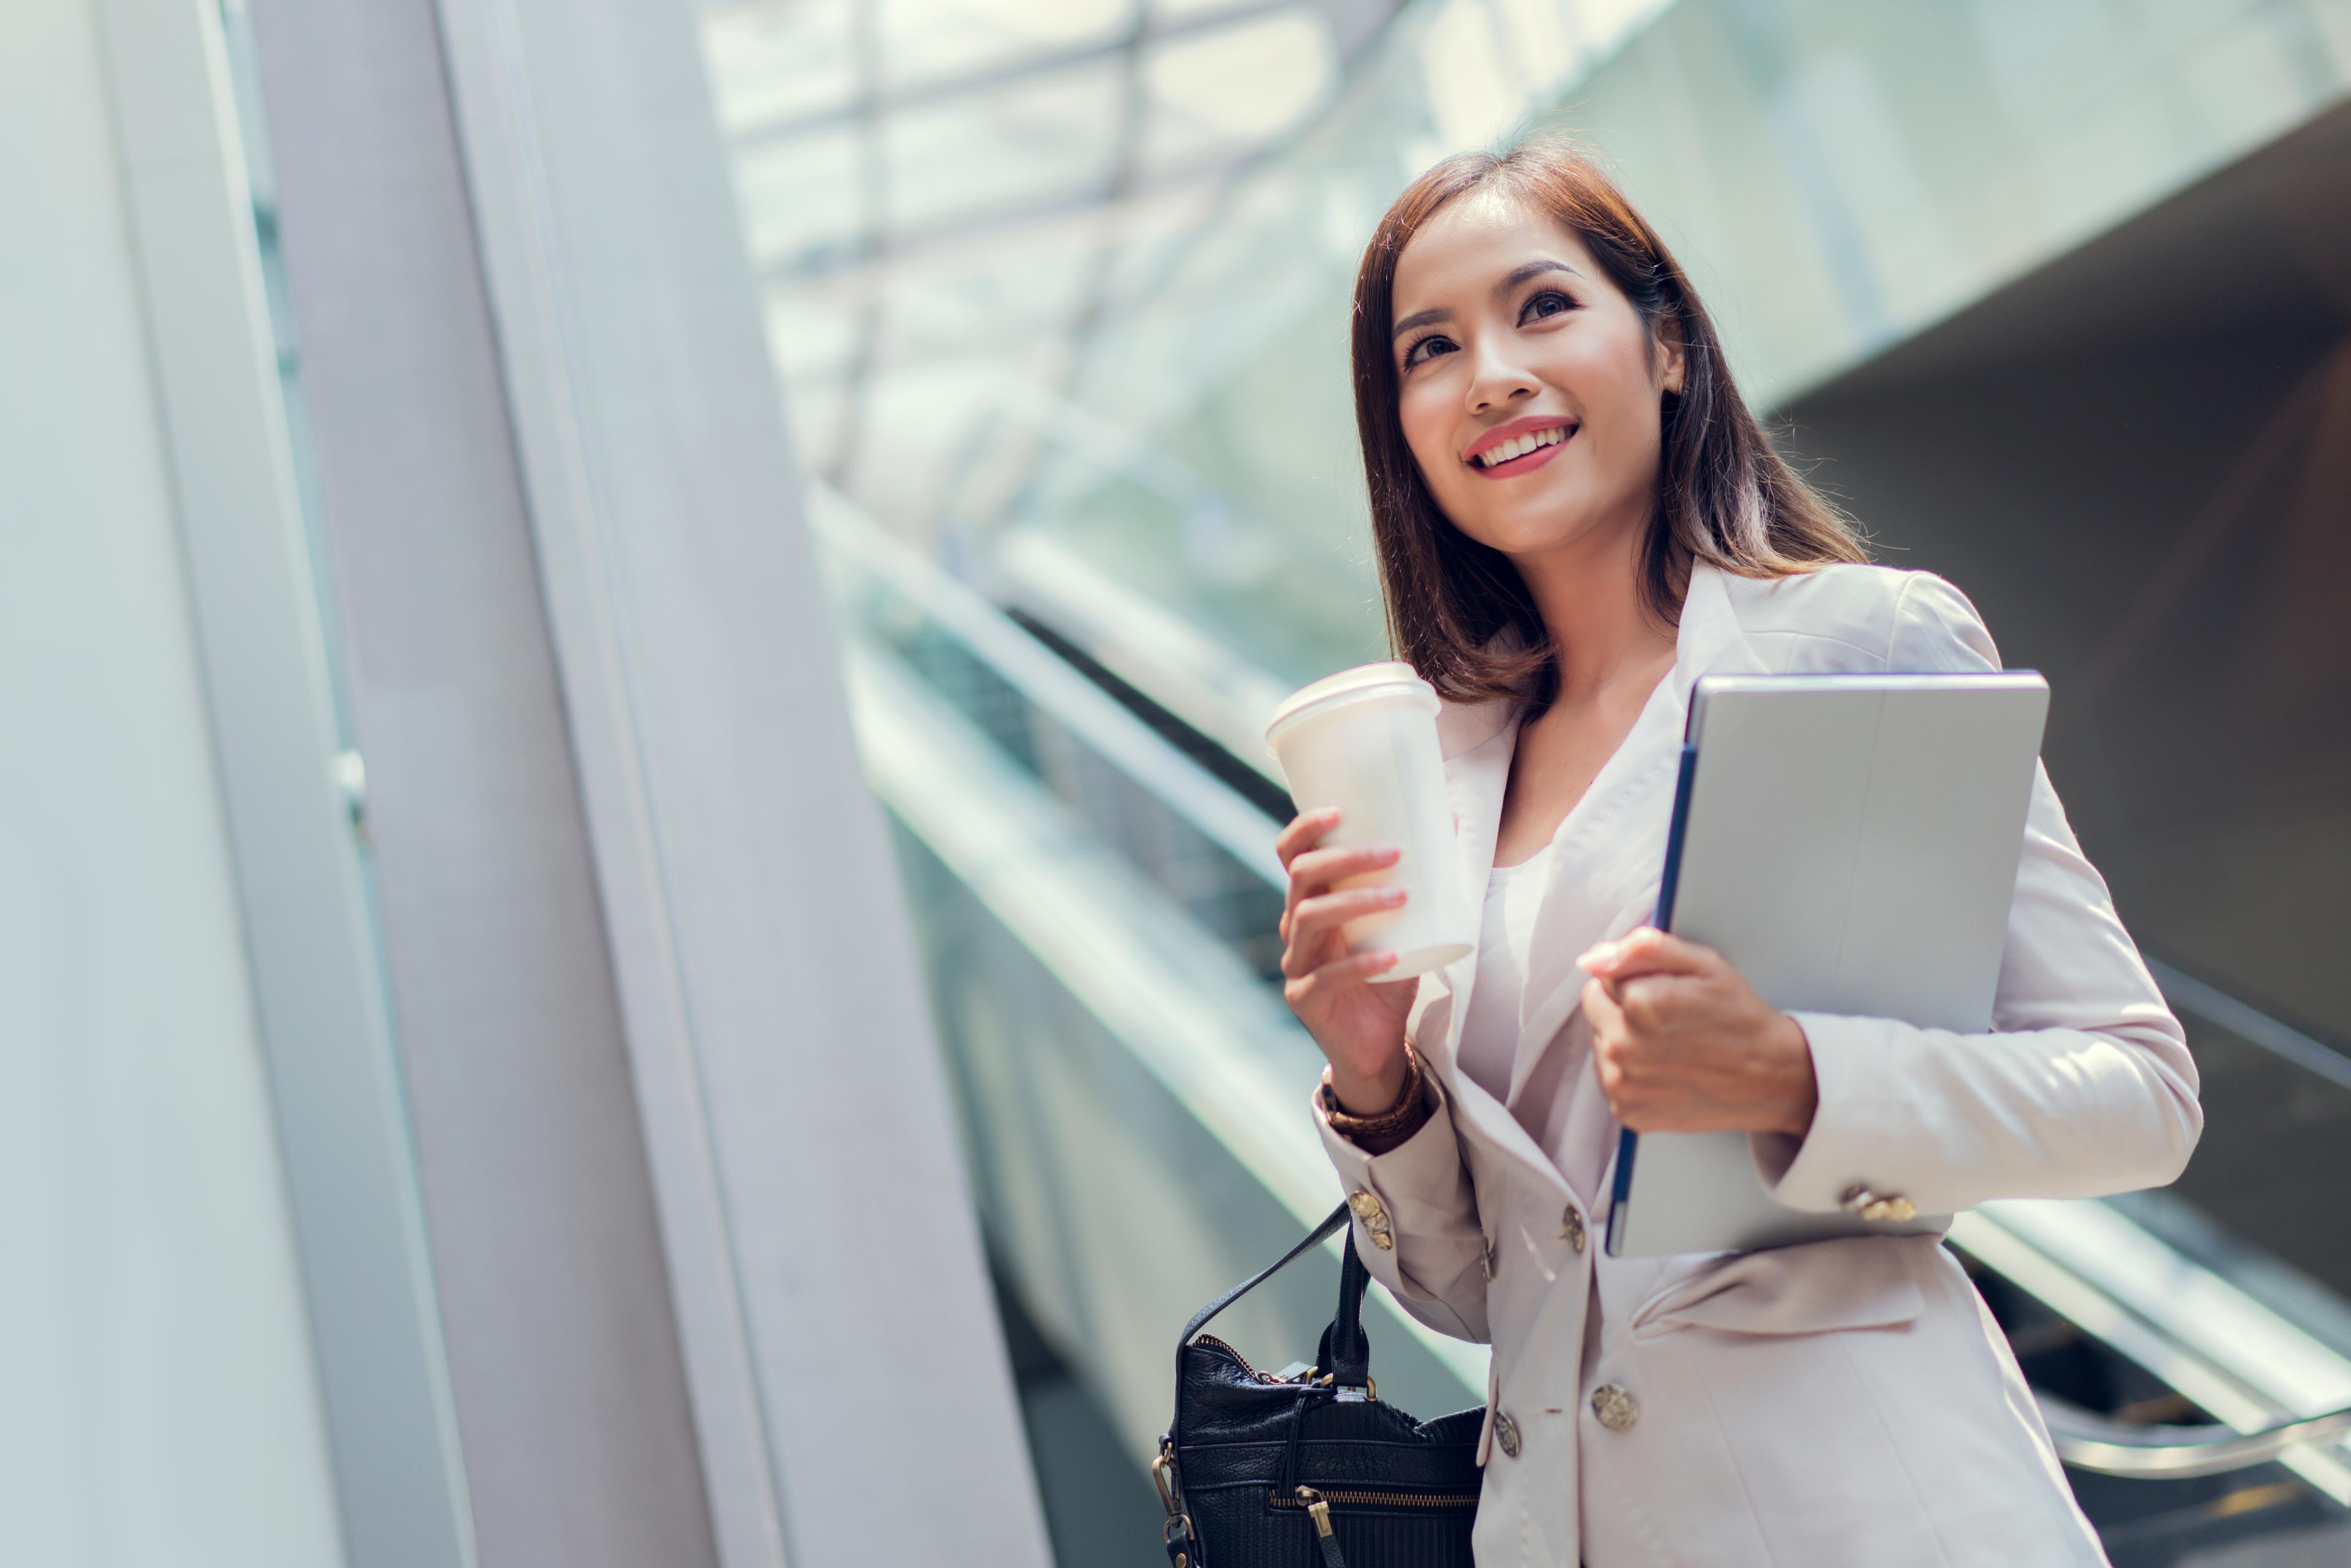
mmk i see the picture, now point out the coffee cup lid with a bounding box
[1264,661,1439,746]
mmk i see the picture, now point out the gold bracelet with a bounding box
[1321,1045,1427,1139]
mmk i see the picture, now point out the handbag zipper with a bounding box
[1193,1334,1327,1386]
[1269,1484,1479,1510]
[1292,1488,1344,1567]
[1282,1484,1473,1568]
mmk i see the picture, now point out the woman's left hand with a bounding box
[1578,928,1818,1138]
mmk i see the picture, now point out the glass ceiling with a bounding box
[700,0,1417,532]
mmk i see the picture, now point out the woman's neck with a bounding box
[1511,515,1679,706]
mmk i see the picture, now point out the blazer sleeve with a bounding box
[1313,1071,1492,1343]
[1757,572,2205,1216]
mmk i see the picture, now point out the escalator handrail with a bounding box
[2141,956,2351,1095]
[2039,1392,2351,1479]
[809,487,1288,888]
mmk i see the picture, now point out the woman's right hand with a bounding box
[1277,808,1419,1114]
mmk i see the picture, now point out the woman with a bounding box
[1275,138,2202,1566]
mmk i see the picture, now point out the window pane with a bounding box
[880,0,1131,91]
[701,0,858,133]
[733,126,865,272]
[1138,9,1337,179]
[877,217,1103,365]
[886,63,1122,233]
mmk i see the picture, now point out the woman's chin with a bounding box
[1454,481,1653,563]
[1455,505,1605,561]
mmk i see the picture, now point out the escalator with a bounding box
[815,489,2351,1565]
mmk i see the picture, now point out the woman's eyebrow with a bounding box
[1392,306,1449,340]
[1499,258,1581,292]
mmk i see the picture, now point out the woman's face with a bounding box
[1389,190,1682,565]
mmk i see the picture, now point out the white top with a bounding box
[1455,840,1556,1105]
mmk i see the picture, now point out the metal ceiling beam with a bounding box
[833,0,1161,489]
[776,0,1412,516]
[758,147,1243,283]
[729,0,1299,151]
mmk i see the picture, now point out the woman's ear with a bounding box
[1656,309,1687,397]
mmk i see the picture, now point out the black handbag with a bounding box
[1155,1202,1483,1567]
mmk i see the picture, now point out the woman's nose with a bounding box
[1465,345,1537,413]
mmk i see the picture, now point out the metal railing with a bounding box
[2043,1395,2351,1480]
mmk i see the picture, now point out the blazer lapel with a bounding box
[1504,564,1767,1105]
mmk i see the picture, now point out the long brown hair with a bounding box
[1352,136,1865,710]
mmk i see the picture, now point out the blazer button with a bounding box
[1840,1185,1918,1223]
[1348,1188,1395,1250]
[1493,1409,1521,1458]
[1590,1384,1639,1432]
[1559,1207,1586,1253]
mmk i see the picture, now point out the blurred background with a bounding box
[7,1,2351,1566]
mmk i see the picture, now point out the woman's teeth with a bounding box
[1474,426,1568,467]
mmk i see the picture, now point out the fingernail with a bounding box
[1381,887,1407,905]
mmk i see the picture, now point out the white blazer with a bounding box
[1313,561,2202,1567]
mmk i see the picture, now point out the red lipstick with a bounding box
[1464,416,1577,478]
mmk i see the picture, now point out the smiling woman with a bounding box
[1351,137,1866,713]
[1267,131,2203,1567]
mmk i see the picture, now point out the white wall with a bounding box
[0,2,348,1564]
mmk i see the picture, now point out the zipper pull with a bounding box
[1294,1488,1348,1566]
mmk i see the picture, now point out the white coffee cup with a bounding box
[1265,661,1473,982]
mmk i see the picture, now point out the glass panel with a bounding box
[884,62,1123,234]
[786,371,856,477]
[843,347,1073,530]
[879,0,1131,92]
[1148,0,1265,20]
[701,0,858,134]
[2132,1009,2351,1338]
[762,275,866,384]
[1090,182,1221,317]
[1135,8,1338,179]
[733,125,865,272]
[875,212,1103,365]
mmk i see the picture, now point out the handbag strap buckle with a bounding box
[1152,1444,1182,1515]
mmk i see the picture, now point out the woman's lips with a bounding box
[1468,427,1573,479]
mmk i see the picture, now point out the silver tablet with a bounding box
[1604,671,2050,1259]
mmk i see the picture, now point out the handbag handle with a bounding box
[1314,1234,1373,1392]
[1172,1202,1378,1449]
[1175,1202,1349,1364]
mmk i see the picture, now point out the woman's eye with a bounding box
[1403,334,1457,369]
[1521,290,1573,323]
